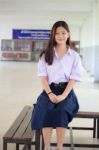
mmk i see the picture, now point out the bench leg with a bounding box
[23,144,31,150]
[27,144,31,150]
[93,118,96,138]
[41,132,44,150]
[97,119,99,138]
[16,143,19,150]
[35,130,40,150]
[3,140,7,150]
[69,127,74,150]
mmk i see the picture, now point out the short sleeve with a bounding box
[37,56,48,76]
[70,54,83,82]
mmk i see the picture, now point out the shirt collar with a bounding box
[54,47,58,58]
[54,47,72,58]
[67,47,72,55]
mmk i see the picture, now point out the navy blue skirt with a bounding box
[31,82,79,130]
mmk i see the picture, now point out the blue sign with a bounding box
[13,29,51,40]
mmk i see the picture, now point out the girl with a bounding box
[31,21,83,150]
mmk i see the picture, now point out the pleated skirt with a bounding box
[31,82,79,130]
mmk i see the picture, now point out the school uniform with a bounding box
[31,48,83,130]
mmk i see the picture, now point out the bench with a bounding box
[3,105,41,150]
[70,111,99,148]
[41,111,99,149]
[3,105,99,150]
[75,111,99,138]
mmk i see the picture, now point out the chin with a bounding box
[57,41,65,45]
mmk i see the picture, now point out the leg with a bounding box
[42,127,53,150]
[56,127,66,150]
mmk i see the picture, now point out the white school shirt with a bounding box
[37,48,83,84]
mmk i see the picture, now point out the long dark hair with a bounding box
[40,21,71,65]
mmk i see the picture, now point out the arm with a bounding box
[62,79,76,97]
[56,79,76,103]
[40,76,57,103]
[56,53,83,103]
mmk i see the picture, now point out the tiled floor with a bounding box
[0,61,99,150]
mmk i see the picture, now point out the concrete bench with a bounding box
[3,105,41,150]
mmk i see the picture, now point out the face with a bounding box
[55,26,70,45]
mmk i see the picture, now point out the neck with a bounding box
[56,44,68,53]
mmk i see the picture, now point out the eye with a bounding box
[55,32,59,35]
[62,32,66,35]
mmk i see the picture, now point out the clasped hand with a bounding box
[48,93,66,103]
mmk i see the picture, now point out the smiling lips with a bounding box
[57,39,65,41]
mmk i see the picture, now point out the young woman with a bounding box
[31,21,83,150]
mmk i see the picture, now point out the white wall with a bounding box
[0,16,80,50]
[80,0,99,81]
[70,26,80,41]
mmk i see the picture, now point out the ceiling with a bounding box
[0,0,96,29]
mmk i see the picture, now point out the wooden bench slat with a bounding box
[4,105,31,139]
[13,106,33,139]
[76,111,99,118]
[22,122,35,140]
[22,106,35,140]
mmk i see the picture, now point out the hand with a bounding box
[56,94,67,103]
[48,93,57,103]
